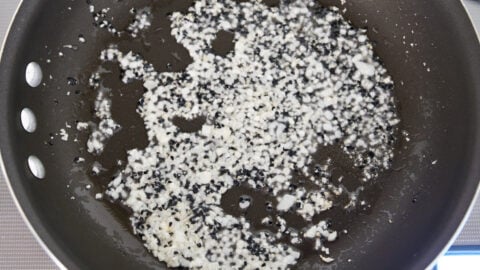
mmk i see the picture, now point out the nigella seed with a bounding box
[67,77,78,86]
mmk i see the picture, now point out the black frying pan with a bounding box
[1,0,480,269]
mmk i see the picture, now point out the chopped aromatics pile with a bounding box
[85,0,399,269]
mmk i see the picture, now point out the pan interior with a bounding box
[1,0,480,269]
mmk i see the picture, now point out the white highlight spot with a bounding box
[28,155,45,179]
[25,62,43,87]
[20,108,37,133]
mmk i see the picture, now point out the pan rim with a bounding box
[0,1,480,269]
[0,152,67,270]
[423,2,480,269]
[425,185,480,269]
[0,0,68,269]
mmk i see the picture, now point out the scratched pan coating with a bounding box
[1,0,480,269]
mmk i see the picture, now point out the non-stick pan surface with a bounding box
[1,0,480,269]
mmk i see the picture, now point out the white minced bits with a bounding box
[63,44,79,51]
[78,34,86,43]
[89,6,119,36]
[87,0,400,269]
[239,196,252,210]
[59,128,69,141]
[304,221,338,242]
[92,161,105,175]
[76,122,89,131]
[297,190,333,221]
[320,255,335,263]
[127,8,152,38]
[89,5,152,38]
[86,86,121,155]
[74,157,85,164]
[277,194,297,212]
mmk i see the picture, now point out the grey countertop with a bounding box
[1,1,480,269]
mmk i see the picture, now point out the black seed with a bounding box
[67,77,78,86]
